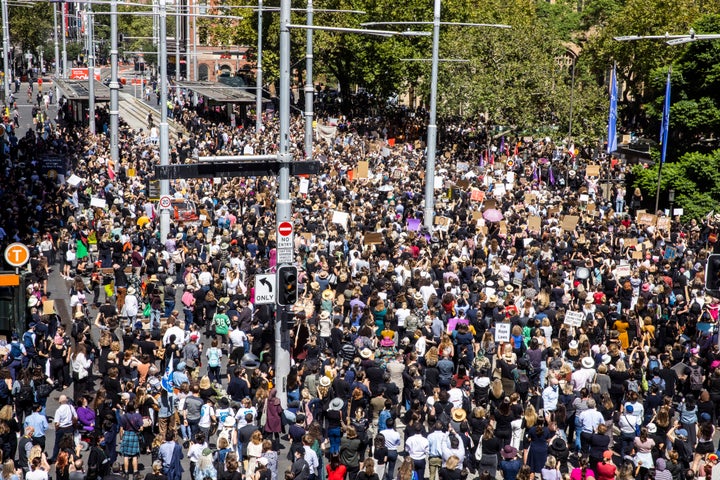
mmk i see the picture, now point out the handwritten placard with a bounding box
[495,322,511,342]
[561,215,580,232]
[637,212,657,226]
[363,232,383,245]
[357,161,369,179]
[614,264,632,278]
[586,165,600,177]
[564,311,585,327]
[470,189,484,202]
[657,217,670,231]
[528,216,541,233]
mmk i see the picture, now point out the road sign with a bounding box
[159,195,172,209]
[255,274,277,305]
[278,221,293,237]
[4,242,30,268]
[277,222,294,264]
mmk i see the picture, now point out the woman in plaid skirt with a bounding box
[119,402,144,478]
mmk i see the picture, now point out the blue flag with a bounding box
[607,64,618,154]
[660,70,671,164]
[161,352,175,393]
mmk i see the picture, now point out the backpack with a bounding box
[515,368,530,394]
[690,366,704,390]
[208,348,220,368]
[15,382,33,405]
[435,401,452,427]
[171,249,183,264]
[36,382,53,400]
[626,379,639,393]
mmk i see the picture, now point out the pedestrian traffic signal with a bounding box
[277,265,298,306]
[706,254,720,291]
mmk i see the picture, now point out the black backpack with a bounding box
[15,382,33,406]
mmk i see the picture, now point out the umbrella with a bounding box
[378,185,393,192]
[483,209,504,222]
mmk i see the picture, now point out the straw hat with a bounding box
[452,409,467,422]
[322,289,335,301]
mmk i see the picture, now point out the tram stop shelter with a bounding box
[175,81,271,125]
[54,78,111,127]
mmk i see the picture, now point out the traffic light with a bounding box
[706,254,720,291]
[277,266,298,306]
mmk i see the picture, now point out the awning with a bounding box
[55,78,111,102]
[175,81,269,104]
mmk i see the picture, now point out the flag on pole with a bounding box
[499,136,505,156]
[607,63,618,154]
[533,165,539,182]
[549,166,556,185]
[161,352,175,393]
[660,69,672,164]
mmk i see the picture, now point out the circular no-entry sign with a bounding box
[159,195,172,209]
[278,221,293,237]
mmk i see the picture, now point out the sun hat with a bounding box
[568,340,579,350]
[322,289,334,301]
[257,457,269,466]
[452,409,467,422]
[74,311,85,319]
[581,357,595,369]
[127,286,136,295]
[224,416,236,428]
[501,445,518,459]
[319,376,332,388]
[328,398,344,411]
[360,348,373,359]
[647,423,657,433]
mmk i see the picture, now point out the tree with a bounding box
[9,3,53,62]
[633,149,720,219]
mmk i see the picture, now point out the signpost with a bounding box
[4,243,30,268]
[277,221,294,264]
[254,274,277,305]
[159,195,172,210]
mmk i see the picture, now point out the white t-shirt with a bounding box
[199,404,215,428]
[25,470,49,480]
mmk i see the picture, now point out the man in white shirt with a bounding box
[427,423,446,480]
[50,395,77,462]
[405,431,429,479]
[542,377,560,414]
[380,418,402,480]
[163,318,186,348]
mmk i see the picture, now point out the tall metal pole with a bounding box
[53,2,60,78]
[1,0,10,102]
[192,1,197,79]
[303,0,313,160]
[159,0,170,242]
[109,0,119,164]
[423,0,441,230]
[87,2,95,134]
[185,0,191,80]
[175,3,180,82]
[275,0,292,409]
[255,0,263,132]
[61,2,67,77]
[568,55,576,138]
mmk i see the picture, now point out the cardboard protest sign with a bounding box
[90,197,107,209]
[664,246,677,261]
[472,211,483,221]
[484,200,497,210]
[43,300,55,316]
[470,189,484,202]
[528,216,542,233]
[561,215,580,231]
[586,165,600,177]
[493,184,506,198]
[624,238,638,247]
[657,217,670,231]
[456,179,470,189]
[632,250,643,260]
[299,178,309,194]
[457,162,469,172]
[357,161,369,179]
[363,233,383,245]
[614,264,632,278]
[637,212,657,226]
[67,174,84,187]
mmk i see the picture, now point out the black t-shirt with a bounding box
[325,409,342,428]
[439,468,462,480]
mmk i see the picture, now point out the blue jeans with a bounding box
[384,450,398,480]
[165,301,175,318]
[183,308,193,330]
[328,426,342,454]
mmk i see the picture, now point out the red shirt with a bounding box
[327,465,347,480]
[595,461,616,480]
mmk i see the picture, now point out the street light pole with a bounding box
[568,54,576,138]
[255,0,263,132]
[53,1,60,79]
[159,0,170,242]
[304,0,313,160]
[109,0,119,164]
[1,0,10,101]
[423,0,441,230]
[87,1,95,134]
[61,2,67,77]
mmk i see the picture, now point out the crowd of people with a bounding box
[0,78,718,480]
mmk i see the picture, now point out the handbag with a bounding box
[142,416,153,428]
[143,303,152,317]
